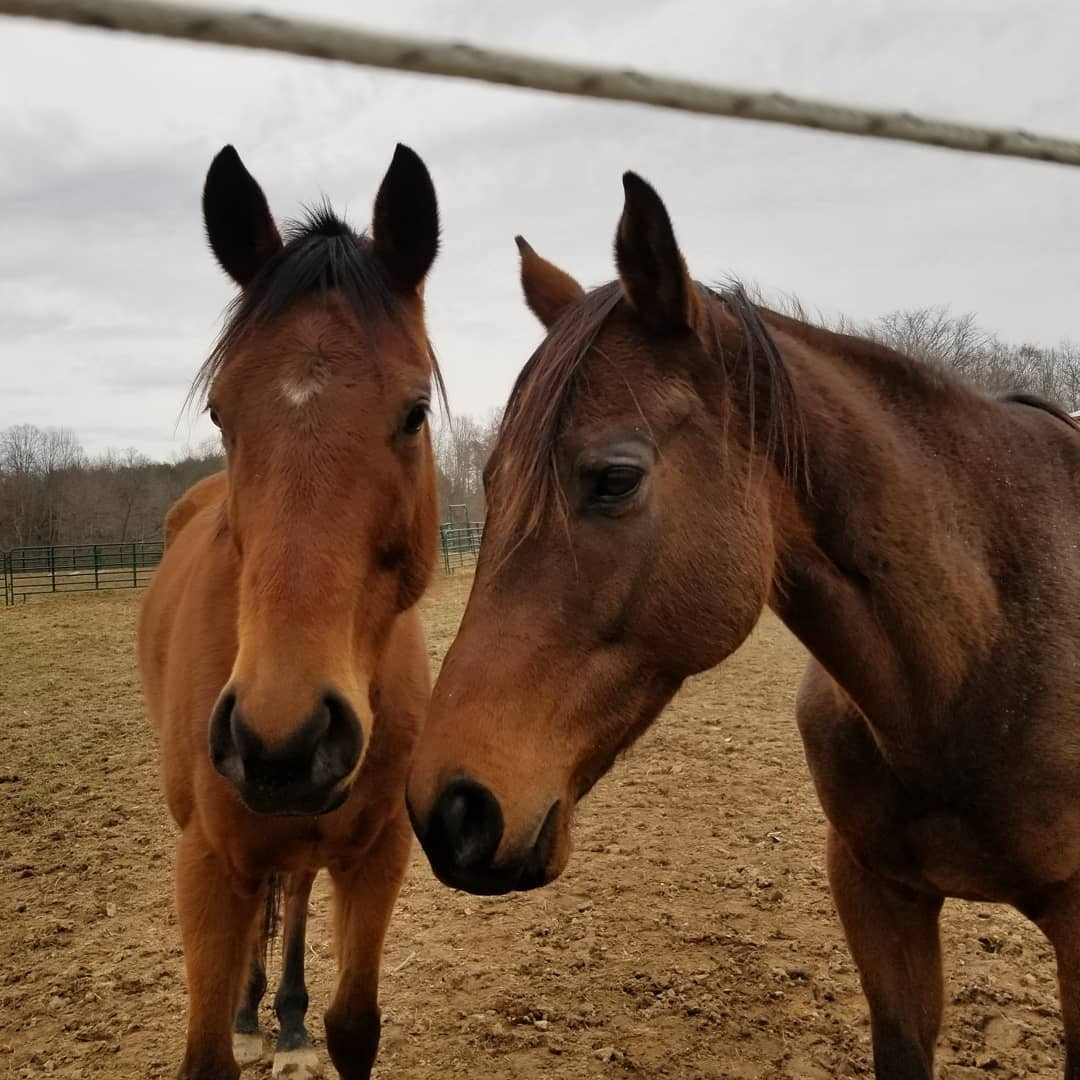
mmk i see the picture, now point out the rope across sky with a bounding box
[3,0,1080,168]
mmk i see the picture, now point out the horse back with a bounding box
[164,471,227,549]
[138,472,233,743]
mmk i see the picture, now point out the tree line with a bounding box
[0,429,225,551]
[0,412,504,552]
[2,308,1077,551]
[858,306,1080,404]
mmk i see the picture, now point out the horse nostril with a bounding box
[208,690,246,784]
[229,701,261,760]
[309,693,361,787]
[207,689,361,797]
[427,778,504,874]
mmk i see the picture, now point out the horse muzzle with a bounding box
[208,688,362,816]
[408,777,563,894]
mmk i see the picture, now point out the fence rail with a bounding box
[3,540,164,605]
[3,0,1080,168]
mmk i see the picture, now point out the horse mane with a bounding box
[999,391,1080,429]
[703,284,808,492]
[188,205,444,410]
[488,281,808,556]
[754,306,964,397]
[758,310,1079,430]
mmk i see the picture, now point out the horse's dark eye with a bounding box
[208,407,221,429]
[403,402,428,435]
[594,465,643,503]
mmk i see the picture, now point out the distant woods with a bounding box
[859,307,1080,404]
[0,429,225,551]
[2,307,1077,550]
[431,409,502,526]
[0,412,504,552]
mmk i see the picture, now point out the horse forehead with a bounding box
[223,308,424,402]
[275,304,377,364]
[572,349,692,427]
[281,370,326,407]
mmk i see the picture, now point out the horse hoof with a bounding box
[232,1031,265,1066]
[272,1047,321,1078]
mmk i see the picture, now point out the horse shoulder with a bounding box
[140,470,230,779]
[376,606,431,700]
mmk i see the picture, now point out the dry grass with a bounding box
[0,576,1065,1079]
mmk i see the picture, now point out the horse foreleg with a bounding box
[827,828,944,1080]
[1032,876,1080,1080]
[232,921,268,1067]
[176,825,262,1080]
[324,817,412,1080]
[271,869,318,1079]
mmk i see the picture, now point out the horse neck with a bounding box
[760,317,1004,733]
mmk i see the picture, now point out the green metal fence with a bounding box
[439,521,483,573]
[2,523,480,605]
[2,541,164,606]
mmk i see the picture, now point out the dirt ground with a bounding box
[0,573,1067,1078]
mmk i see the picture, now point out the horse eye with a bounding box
[402,401,429,435]
[594,464,643,503]
[208,407,221,429]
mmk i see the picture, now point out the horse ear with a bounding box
[202,146,282,287]
[615,172,698,333]
[515,235,585,329]
[373,144,440,293]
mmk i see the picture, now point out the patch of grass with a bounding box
[14,782,51,813]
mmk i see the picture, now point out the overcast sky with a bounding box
[2,0,1078,459]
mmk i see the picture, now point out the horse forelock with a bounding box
[485,280,808,564]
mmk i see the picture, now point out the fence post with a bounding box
[93,544,100,591]
[132,541,138,587]
[49,546,56,594]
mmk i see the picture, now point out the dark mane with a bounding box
[703,284,808,490]
[759,311,1080,429]
[189,205,443,408]
[755,307,972,401]
[1000,391,1080,429]
[489,281,807,555]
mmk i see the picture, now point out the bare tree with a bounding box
[0,426,223,550]
[864,308,1080,410]
[0,425,45,547]
[431,407,503,523]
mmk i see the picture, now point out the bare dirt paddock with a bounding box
[0,574,1066,1078]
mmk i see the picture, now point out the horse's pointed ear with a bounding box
[615,172,698,333]
[516,235,585,329]
[202,145,283,287]
[373,143,440,293]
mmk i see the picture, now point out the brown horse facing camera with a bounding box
[138,143,441,1080]
[407,174,1080,1078]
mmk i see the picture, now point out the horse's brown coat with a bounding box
[407,173,1080,1078]
[139,144,440,1080]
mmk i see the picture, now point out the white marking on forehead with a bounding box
[281,376,324,407]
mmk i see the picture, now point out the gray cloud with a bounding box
[1,0,1078,457]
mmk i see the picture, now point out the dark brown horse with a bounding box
[138,143,441,1080]
[407,174,1080,1078]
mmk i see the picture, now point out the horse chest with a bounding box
[206,785,393,880]
[796,667,1079,902]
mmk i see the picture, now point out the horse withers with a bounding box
[138,143,441,1080]
[406,174,1080,1077]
